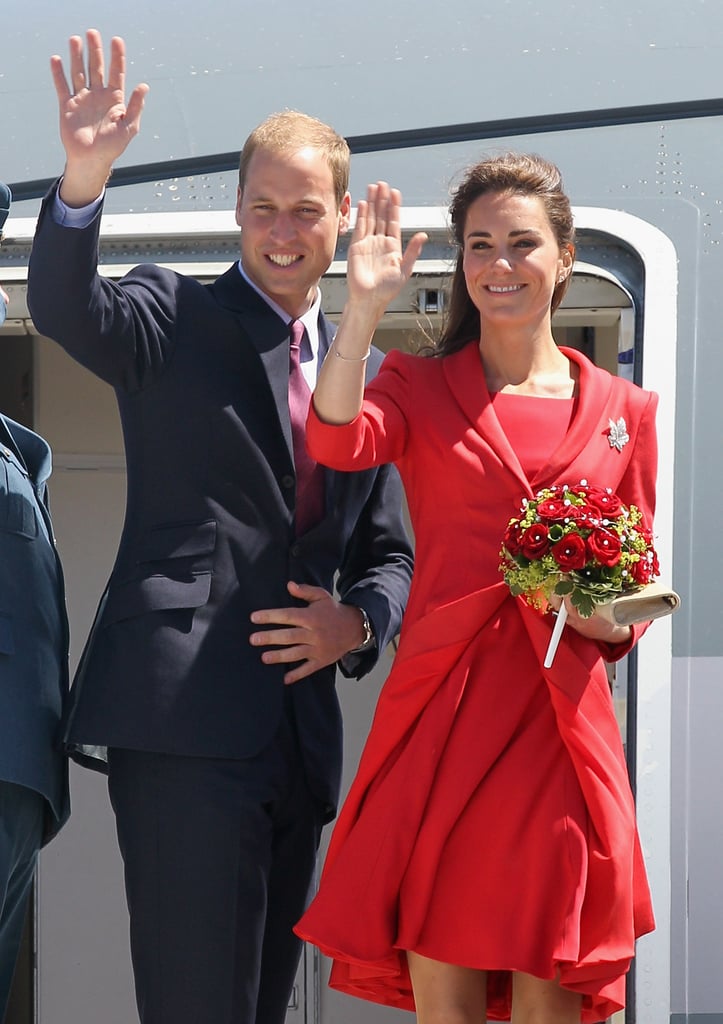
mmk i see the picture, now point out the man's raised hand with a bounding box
[52,29,149,205]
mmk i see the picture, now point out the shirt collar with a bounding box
[237,260,321,360]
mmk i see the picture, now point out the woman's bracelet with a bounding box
[332,339,370,363]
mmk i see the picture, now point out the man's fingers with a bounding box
[86,28,106,90]
[283,661,319,685]
[107,35,126,94]
[250,607,300,628]
[249,626,303,648]
[124,84,150,131]
[68,35,89,94]
[286,580,329,603]
[50,55,72,103]
[258,642,309,665]
[250,587,330,629]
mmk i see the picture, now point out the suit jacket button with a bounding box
[290,543,301,557]
[281,474,294,489]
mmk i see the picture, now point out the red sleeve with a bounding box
[614,386,659,530]
[597,384,660,662]
[307,349,412,470]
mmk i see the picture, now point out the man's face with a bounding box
[236,146,350,318]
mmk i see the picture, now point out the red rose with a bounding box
[638,528,659,575]
[586,527,622,567]
[573,503,601,527]
[630,559,652,584]
[520,523,551,559]
[550,532,587,570]
[503,521,523,555]
[585,488,624,519]
[630,551,658,584]
[562,502,588,520]
[536,498,571,521]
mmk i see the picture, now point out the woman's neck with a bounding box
[478,326,577,398]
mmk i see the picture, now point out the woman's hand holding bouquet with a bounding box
[499,481,678,666]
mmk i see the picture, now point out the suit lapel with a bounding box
[211,267,294,459]
[209,268,340,520]
[250,319,293,458]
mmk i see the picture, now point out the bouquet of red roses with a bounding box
[499,480,670,666]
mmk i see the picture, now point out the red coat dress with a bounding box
[296,343,657,1022]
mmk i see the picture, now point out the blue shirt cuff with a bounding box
[52,187,103,228]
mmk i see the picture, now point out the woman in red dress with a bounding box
[295,153,656,1022]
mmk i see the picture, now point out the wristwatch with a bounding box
[348,606,376,654]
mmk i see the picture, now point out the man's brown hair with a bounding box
[239,111,350,208]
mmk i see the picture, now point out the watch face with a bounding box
[348,608,374,653]
[360,611,374,648]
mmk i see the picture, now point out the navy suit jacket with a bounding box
[27,184,413,820]
[0,414,69,842]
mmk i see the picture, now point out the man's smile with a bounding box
[266,253,303,267]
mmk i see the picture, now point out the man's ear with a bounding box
[338,191,351,234]
[235,186,243,228]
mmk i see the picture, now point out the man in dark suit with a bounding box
[0,182,70,1020]
[26,30,413,1024]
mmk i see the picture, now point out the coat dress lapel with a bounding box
[442,342,531,498]
[442,342,618,497]
[541,348,614,486]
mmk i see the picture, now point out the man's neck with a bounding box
[237,260,321,325]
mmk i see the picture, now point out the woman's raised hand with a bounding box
[313,183,426,423]
[347,182,427,315]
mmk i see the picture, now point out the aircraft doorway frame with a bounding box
[573,208,676,1024]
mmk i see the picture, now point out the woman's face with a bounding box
[461,190,572,329]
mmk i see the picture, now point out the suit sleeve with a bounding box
[27,180,177,392]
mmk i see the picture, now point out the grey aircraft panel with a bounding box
[4,0,723,198]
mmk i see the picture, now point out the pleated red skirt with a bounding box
[296,591,654,1022]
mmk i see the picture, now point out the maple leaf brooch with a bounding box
[607,417,630,452]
